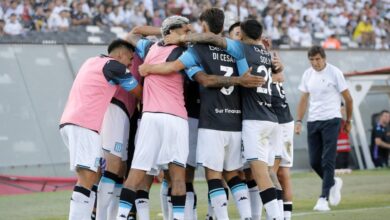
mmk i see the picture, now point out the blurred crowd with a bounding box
[0,0,390,49]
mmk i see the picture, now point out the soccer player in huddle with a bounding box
[139,8,265,220]
[164,18,285,219]
[59,39,142,220]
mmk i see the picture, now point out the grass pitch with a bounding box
[1,169,389,220]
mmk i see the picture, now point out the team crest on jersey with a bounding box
[114,142,123,152]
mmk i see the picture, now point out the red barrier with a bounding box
[0,175,77,195]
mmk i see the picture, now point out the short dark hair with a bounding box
[107,39,135,54]
[228,21,241,34]
[308,45,326,58]
[199,8,224,34]
[240,19,263,40]
[380,110,390,116]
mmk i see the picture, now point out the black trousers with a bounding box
[307,118,341,198]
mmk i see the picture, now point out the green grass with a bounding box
[1,169,390,220]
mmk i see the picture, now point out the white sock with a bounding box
[283,201,292,220]
[184,191,195,220]
[97,174,116,220]
[136,190,150,220]
[193,193,198,220]
[107,183,122,219]
[208,179,229,220]
[69,186,92,220]
[206,194,214,219]
[260,188,281,220]
[160,180,169,220]
[89,185,97,218]
[247,181,262,220]
[277,190,284,219]
[228,177,251,219]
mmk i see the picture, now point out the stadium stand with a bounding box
[0,0,389,49]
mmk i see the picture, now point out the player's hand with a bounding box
[164,32,182,45]
[138,64,151,76]
[262,37,272,50]
[272,52,284,73]
[343,121,351,134]
[294,122,302,135]
[239,67,265,88]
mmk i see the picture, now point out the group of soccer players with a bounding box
[60,7,294,220]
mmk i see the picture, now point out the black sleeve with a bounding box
[166,46,186,62]
[166,46,187,75]
[102,59,129,83]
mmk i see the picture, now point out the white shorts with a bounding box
[279,121,294,167]
[60,125,102,172]
[242,120,278,165]
[187,117,199,168]
[268,123,282,166]
[131,113,189,175]
[197,129,244,172]
[101,104,130,161]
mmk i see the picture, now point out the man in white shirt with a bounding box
[295,46,353,212]
[4,13,23,35]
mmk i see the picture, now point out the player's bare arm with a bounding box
[165,32,227,49]
[125,26,161,46]
[272,52,284,73]
[295,92,309,134]
[139,60,185,76]
[341,89,353,134]
[194,67,264,88]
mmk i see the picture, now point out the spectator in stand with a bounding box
[4,0,20,19]
[288,20,300,47]
[92,4,109,27]
[4,13,23,35]
[52,0,66,15]
[336,103,352,170]
[129,3,146,27]
[32,5,47,31]
[152,9,162,27]
[300,26,313,48]
[109,5,126,28]
[279,24,290,46]
[71,2,90,26]
[323,34,341,50]
[0,19,5,36]
[353,16,375,48]
[48,8,69,32]
[19,0,33,28]
[269,20,281,46]
[144,9,153,25]
[375,36,389,50]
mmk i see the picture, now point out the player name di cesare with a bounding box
[209,46,235,63]
[215,108,241,114]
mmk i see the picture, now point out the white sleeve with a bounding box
[333,66,348,92]
[298,70,309,93]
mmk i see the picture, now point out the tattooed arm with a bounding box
[125,26,161,46]
[165,32,227,49]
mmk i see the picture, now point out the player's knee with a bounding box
[76,168,99,189]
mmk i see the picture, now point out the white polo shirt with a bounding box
[298,63,348,122]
